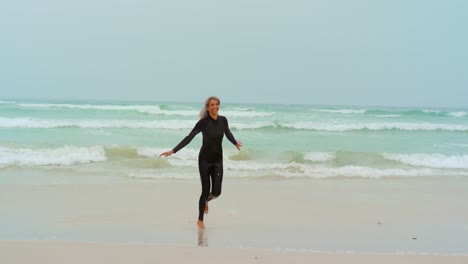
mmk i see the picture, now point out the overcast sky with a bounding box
[1,0,467,107]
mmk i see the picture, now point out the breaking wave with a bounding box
[2,117,468,132]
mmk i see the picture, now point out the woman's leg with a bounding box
[198,160,211,222]
[208,161,223,201]
[203,161,223,216]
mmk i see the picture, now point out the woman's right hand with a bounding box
[160,150,174,157]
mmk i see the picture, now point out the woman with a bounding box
[160,96,242,229]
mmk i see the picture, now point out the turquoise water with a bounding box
[1,99,468,182]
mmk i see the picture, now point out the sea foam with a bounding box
[383,153,468,169]
[0,117,197,129]
[448,112,467,117]
[0,146,106,166]
[313,109,367,114]
[16,103,273,117]
[3,116,468,132]
[304,152,336,162]
[0,117,275,130]
[278,122,468,132]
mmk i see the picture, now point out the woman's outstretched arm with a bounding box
[223,117,242,150]
[160,120,203,157]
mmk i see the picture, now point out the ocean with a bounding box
[1,99,467,183]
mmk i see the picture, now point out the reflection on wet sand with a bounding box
[198,229,208,247]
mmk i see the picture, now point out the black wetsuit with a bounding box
[172,115,237,221]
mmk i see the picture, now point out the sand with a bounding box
[1,177,468,262]
[1,240,467,264]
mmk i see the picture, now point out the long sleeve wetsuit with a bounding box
[172,115,237,221]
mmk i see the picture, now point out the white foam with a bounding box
[234,162,467,178]
[122,156,468,179]
[304,152,336,162]
[16,103,273,117]
[261,164,467,178]
[17,103,198,116]
[449,143,468,148]
[84,129,112,136]
[231,160,435,178]
[448,111,467,117]
[221,110,274,117]
[153,110,198,116]
[0,117,198,129]
[95,146,468,178]
[229,121,275,130]
[0,100,16,104]
[225,161,296,171]
[18,103,163,113]
[0,146,106,166]
[422,110,441,114]
[278,121,468,132]
[313,109,367,114]
[3,117,468,132]
[150,110,273,118]
[370,114,402,118]
[302,165,437,178]
[383,153,468,169]
[231,107,255,111]
[0,117,275,130]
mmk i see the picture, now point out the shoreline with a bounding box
[1,240,467,264]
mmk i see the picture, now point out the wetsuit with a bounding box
[172,115,237,221]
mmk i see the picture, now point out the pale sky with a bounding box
[1,0,467,107]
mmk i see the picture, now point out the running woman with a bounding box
[160,96,242,229]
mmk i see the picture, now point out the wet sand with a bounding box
[1,178,467,254]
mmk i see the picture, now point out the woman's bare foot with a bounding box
[197,220,205,229]
[204,203,209,214]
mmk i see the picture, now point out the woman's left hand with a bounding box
[236,140,243,151]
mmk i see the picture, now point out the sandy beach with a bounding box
[1,177,468,260]
[1,240,467,264]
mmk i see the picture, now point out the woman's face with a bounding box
[206,99,219,116]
